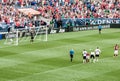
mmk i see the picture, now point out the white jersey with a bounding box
[83,51,87,56]
[95,49,101,55]
[91,51,95,56]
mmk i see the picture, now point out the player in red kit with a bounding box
[86,53,90,63]
[114,44,119,57]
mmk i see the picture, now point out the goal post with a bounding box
[4,29,19,45]
[4,26,48,45]
[14,29,18,45]
[34,25,48,41]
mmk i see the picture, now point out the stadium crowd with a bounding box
[0,0,119,29]
[37,0,120,19]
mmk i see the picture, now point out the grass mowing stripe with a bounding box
[0,29,118,49]
[13,56,120,81]
[0,58,25,69]
[0,28,120,81]
[0,37,118,68]
[0,40,112,64]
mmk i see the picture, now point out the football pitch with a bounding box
[0,28,120,81]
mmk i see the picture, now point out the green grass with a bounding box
[0,28,120,81]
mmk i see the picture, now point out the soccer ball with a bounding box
[10,39,13,42]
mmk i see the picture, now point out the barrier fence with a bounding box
[0,18,120,39]
[0,18,120,32]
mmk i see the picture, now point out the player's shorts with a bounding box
[99,29,101,31]
[83,56,86,59]
[90,55,95,59]
[31,37,34,39]
[70,54,73,58]
[114,50,118,55]
[86,56,90,59]
[95,54,99,57]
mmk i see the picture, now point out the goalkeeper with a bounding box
[30,30,34,43]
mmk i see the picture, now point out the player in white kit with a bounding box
[95,47,101,62]
[82,49,87,63]
[90,50,95,63]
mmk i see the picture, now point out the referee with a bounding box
[69,49,74,62]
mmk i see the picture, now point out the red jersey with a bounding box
[86,53,90,57]
[114,45,119,50]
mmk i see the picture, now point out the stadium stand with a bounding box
[0,0,119,32]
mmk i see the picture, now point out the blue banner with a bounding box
[61,18,120,28]
[0,22,9,32]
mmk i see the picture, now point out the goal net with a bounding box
[4,29,18,45]
[4,26,48,45]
